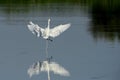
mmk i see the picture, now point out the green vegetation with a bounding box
[0,0,81,4]
[0,0,119,5]
[89,2,120,42]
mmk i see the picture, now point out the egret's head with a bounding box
[48,18,51,22]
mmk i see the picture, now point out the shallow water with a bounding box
[0,2,120,80]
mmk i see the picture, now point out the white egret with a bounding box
[27,19,71,41]
[28,60,70,78]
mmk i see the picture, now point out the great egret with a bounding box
[27,19,71,41]
[28,60,70,78]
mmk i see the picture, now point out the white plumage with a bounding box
[49,23,71,38]
[27,21,41,37]
[28,61,70,77]
[27,19,71,40]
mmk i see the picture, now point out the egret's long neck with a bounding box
[47,19,50,29]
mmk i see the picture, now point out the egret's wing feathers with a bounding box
[27,25,35,34]
[27,21,44,37]
[50,23,71,38]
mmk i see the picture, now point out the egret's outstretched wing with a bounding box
[49,23,71,38]
[27,21,36,34]
[49,62,70,76]
[27,21,44,37]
